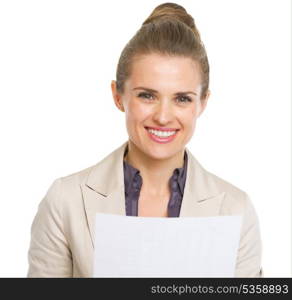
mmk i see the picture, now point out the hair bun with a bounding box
[116,2,209,99]
[142,2,200,39]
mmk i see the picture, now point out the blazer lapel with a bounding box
[81,141,225,248]
[179,147,225,217]
[80,141,128,248]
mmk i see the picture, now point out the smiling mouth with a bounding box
[144,126,179,143]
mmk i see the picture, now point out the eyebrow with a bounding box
[132,86,197,96]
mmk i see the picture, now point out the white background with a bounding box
[0,0,290,277]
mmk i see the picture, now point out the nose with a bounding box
[152,98,175,125]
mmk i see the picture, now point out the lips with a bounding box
[145,126,179,144]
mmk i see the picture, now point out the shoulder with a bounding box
[59,164,95,190]
[41,164,95,214]
[43,142,128,208]
[208,167,246,194]
[207,169,258,220]
[189,152,254,215]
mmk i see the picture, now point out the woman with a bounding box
[27,2,263,277]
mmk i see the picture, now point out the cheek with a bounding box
[126,101,151,123]
[178,107,197,128]
[125,102,151,137]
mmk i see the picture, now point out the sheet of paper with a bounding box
[93,213,242,277]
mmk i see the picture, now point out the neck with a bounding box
[124,140,185,196]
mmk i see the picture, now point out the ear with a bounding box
[111,80,125,112]
[197,90,211,118]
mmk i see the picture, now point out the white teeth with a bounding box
[147,128,176,137]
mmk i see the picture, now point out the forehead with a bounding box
[127,53,202,90]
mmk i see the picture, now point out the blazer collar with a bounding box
[85,140,221,201]
[81,141,225,248]
[85,142,126,197]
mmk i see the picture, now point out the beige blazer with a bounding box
[27,141,263,277]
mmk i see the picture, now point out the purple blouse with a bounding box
[123,149,188,217]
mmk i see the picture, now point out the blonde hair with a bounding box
[115,2,210,100]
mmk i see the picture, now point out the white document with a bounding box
[93,213,242,277]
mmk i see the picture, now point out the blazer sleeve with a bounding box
[27,178,73,277]
[234,193,264,277]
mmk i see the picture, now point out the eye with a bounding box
[176,95,192,103]
[137,92,154,101]
[137,92,192,103]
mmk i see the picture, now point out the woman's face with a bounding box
[111,53,210,160]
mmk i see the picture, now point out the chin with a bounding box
[129,135,183,160]
[142,144,180,161]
